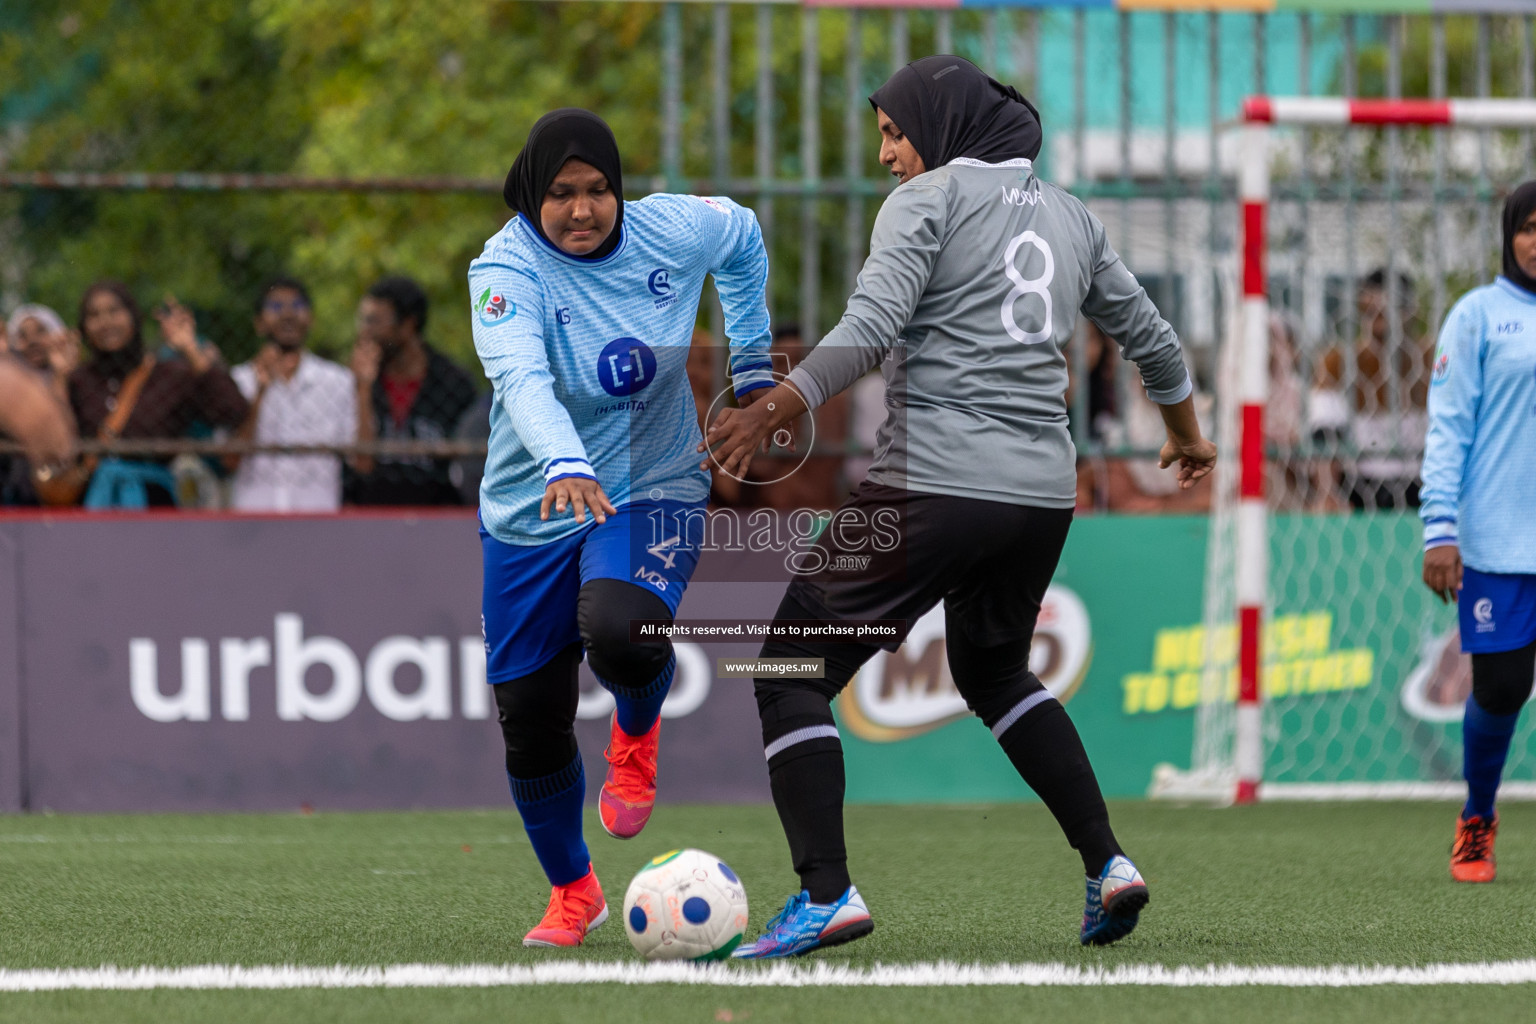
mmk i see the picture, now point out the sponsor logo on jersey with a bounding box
[1495,320,1524,335]
[999,185,1045,207]
[840,585,1090,742]
[597,336,657,398]
[1474,597,1496,632]
[648,268,676,310]
[474,287,516,326]
[1431,347,1450,385]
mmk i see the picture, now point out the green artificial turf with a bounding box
[2,801,1533,1022]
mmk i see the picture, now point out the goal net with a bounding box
[1155,97,1536,803]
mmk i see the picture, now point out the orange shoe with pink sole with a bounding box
[599,714,660,839]
[523,868,608,947]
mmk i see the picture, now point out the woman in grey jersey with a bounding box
[704,56,1216,960]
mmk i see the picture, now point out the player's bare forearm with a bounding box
[1156,395,1203,445]
[1154,396,1217,489]
[698,380,807,477]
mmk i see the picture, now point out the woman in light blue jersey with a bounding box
[468,109,773,947]
[1422,180,1536,884]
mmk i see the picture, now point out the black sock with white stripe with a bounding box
[758,683,852,904]
[979,680,1122,877]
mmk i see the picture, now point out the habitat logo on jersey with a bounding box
[840,585,1091,742]
[475,287,517,327]
[597,336,657,398]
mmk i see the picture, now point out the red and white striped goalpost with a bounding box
[1231,96,1536,805]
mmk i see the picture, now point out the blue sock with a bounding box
[508,756,590,887]
[1463,696,1520,821]
[600,652,675,737]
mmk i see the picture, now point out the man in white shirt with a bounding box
[229,277,357,512]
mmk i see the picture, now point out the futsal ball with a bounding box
[623,848,749,961]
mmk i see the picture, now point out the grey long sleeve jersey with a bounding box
[788,158,1192,509]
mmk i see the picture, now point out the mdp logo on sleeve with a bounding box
[597,337,657,397]
[1431,345,1450,386]
[648,268,676,310]
[475,287,517,327]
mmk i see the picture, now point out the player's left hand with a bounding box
[1423,544,1463,604]
[1159,436,1217,489]
[540,476,617,525]
[700,403,774,478]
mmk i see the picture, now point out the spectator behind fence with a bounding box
[450,390,495,506]
[228,277,357,512]
[3,304,78,505]
[1268,311,1343,512]
[36,282,250,508]
[7,304,78,405]
[1071,323,1212,514]
[1065,323,1123,511]
[1313,268,1434,510]
[346,275,478,505]
[0,355,75,481]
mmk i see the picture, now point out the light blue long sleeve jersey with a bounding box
[469,194,774,545]
[1420,276,1536,573]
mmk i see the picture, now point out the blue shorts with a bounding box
[481,499,706,682]
[1459,567,1536,654]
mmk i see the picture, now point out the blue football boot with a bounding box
[731,886,873,959]
[1080,855,1149,946]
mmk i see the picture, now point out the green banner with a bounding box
[837,512,1481,802]
[837,515,1208,802]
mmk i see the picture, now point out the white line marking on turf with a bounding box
[5,961,1536,991]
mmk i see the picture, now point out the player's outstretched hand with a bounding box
[541,476,617,525]
[1423,544,1463,605]
[1159,436,1217,489]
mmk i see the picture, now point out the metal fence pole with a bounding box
[755,3,775,322]
[709,2,730,370]
[844,8,865,303]
[1431,15,1447,339]
[800,6,820,342]
[1075,9,1087,185]
[662,2,683,191]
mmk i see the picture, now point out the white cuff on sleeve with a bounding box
[544,458,596,485]
[1145,372,1194,406]
[1423,519,1458,550]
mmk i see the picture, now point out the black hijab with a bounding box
[1502,180,1536,295]
[503,108,625,261]
[868,55,1043,171]
[77,280,145,380]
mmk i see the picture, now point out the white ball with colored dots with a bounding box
[622,848,749,961]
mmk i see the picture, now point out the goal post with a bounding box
[1153,96,1536,806]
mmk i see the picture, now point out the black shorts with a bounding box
[786,481,1074,650]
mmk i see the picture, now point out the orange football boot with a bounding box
[1450,813,1498,883]
[599,714,660,839]
[523,868,609,947]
